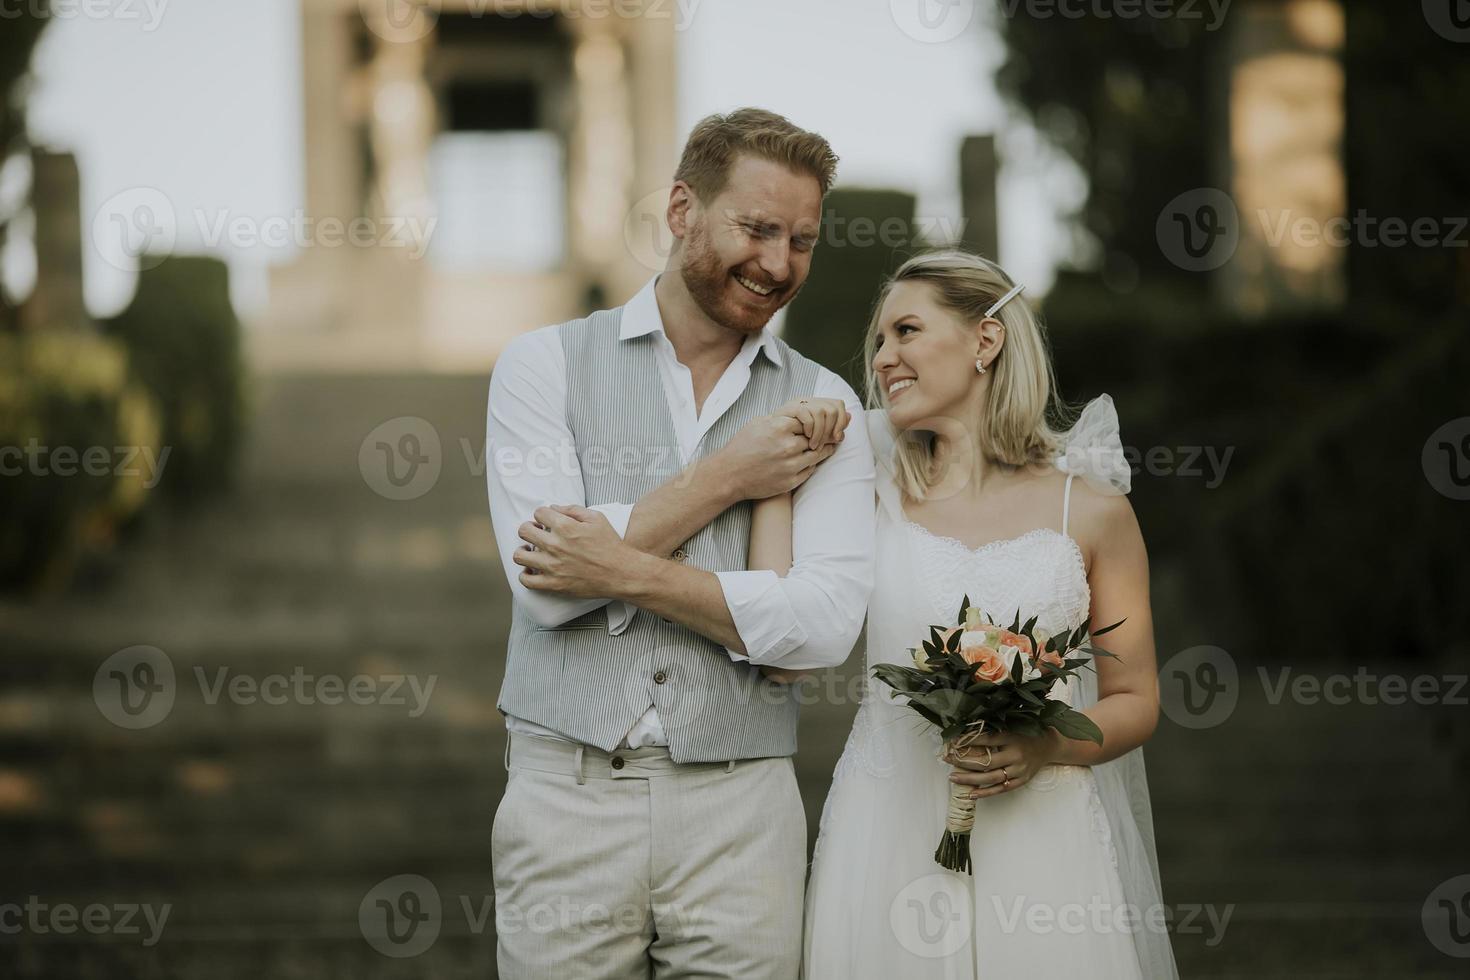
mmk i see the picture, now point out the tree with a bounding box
[0,2,52,332]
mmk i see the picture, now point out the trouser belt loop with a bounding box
[503,732,512,772]
[574,744,586,785]
[726,759,736,774]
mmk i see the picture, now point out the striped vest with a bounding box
[496,305,823,763]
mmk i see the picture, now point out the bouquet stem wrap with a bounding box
[936,721,988,875]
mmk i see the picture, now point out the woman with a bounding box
[752,250,1177,977]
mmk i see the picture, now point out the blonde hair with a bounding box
[673,108,838,201]
[860,249,1073,501]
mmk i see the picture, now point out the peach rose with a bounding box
[994,629,1033,659]
[1035,647,1065,671]
[962,644,1009,683]
[1030,628,1065,670]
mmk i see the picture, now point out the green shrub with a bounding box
[0,329,162,592]
[104,255,247,502]
[1043,297,1469,661]
[782,188,919,395]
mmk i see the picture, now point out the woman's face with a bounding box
[871,280,984,431]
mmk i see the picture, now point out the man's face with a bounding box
[675,154,824,335]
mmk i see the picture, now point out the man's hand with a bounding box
[513,504,634,597]
[712,398,851,500]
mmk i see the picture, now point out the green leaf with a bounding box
[908,701,943,728]
[871,664,932,695]
[910,687,976,723]
[1091,618,1126,637]
[1008,610,1021,632]
[957,594,971,625]
[1008,715,1044,737]
[1081,644,1121,660]
[1022,614,1038,636]
[1048,706,1104,745]
[945,629,961,654]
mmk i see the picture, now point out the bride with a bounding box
[751,250,1178,978]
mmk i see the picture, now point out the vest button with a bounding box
[654,671,668,684]
[610,756,625,770]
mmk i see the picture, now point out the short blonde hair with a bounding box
[861,249,1074,501]
[673,108,838,201]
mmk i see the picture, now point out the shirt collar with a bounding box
[620,275,783,369]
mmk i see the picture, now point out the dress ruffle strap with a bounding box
[1053,393,1131,496]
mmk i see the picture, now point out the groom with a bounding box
[484,108,875,978]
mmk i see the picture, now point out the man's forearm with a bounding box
[612,551,747,656]
[621,452,743,558]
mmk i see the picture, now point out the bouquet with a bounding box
[871,595,1124,874]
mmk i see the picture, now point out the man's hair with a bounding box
[673,108,838,202]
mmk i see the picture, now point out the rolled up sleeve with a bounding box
[716,376,876,669]
[485,330,637,633]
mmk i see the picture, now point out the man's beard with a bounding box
[679,220,795,334]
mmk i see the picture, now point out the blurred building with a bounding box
[261,0,677,371]
[1220,0,1346,316]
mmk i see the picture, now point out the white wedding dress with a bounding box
[802,397,1178,979]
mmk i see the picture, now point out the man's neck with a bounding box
[653,271,748,371]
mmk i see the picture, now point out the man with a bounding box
[485,108,876,978]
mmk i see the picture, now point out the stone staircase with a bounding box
[1,372,1465,978]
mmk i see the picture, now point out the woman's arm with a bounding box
[744,395,850,683]
[748,491,794,576]
[1048,489,1161,766]
[946,486,1161,797]
[748,492,809,683]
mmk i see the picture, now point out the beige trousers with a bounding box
[492,733,807,979]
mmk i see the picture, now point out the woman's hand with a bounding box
[942,728,1067,800]
[773,397,850,450]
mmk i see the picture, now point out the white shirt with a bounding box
[485,275,876,746]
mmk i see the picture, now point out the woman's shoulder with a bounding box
[1061,472,1142,567]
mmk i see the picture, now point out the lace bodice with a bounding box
[895,523,1090,668]
[864,510,1091,707]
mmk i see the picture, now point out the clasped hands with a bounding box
[511,396,850,633]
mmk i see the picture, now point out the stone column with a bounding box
[959,135,1001,263]
[22,151,89,333]
[567,15,635,308]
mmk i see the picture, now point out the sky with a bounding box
[17,0,1079,322]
